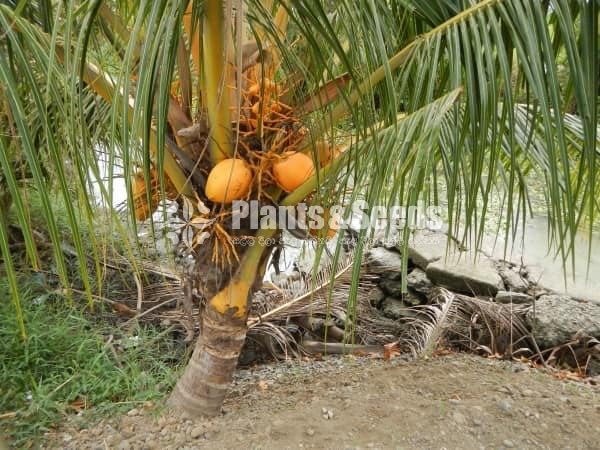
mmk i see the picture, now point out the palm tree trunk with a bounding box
[168,305,247,416]
[169,227,277,417]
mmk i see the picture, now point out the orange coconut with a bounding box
[272,152,315,193]
[205,158,252,204]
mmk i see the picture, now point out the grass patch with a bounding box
[0,275,184,448]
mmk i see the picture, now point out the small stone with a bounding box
[127,408,140,417]
[321,408,334,420]
[472,419,482,427]
[452,412,467,425]
[190,426,204,439]
[497,399,513,414]
[306,428,315,437]
[448,399,461,405]
[117,441,131,450]
[62,434,73,442]
[203,431,214,440]
[502,439,515,448]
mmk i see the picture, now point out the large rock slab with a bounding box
[526,295,600,348]
[426,256,505,297]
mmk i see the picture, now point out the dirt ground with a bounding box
[46,354,599,450]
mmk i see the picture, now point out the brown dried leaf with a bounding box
[383,342,400,361]
[111,302,137,317]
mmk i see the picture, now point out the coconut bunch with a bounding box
[203,68,344,205]
[131,42,346,264]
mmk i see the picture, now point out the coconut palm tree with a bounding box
[0,0,597,417]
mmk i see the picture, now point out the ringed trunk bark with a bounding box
[168,306,247,417]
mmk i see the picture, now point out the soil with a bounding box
[46,354,599,450]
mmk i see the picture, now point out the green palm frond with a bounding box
[0,0,597,336]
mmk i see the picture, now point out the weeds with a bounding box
[0,275,183,447]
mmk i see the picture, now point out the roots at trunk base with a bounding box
[168,307,248,417]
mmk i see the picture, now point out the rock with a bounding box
[379,279,403,297]
[117,441,131,450]
[526,295,600,348]
[380,298,417,320]
[380,270,402,281]
[589,356,600,377]
[498,266,529,293]
[366,247,402,273]
[502,439,515,448]
[366,287,386,307]
[204,431,214,440]
[452,412,467,425]
[190,426,204,439]
[165,231,179,246]
[127,408,140,417]
[495,291,534,304]
[321,407,334,420]
[378,279,424,305]
[406,230,451,270]
[406,268,433,295]
[496,399,513,414]
[154,238,170,256]
[426,256,505,296]
[305,428,315,437]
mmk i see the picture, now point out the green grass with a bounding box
[0,275,184,448]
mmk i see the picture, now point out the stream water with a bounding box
[92,154,600,303]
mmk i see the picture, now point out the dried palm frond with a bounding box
[249,250,357,323]
[402,288,531,358]
[401,288,457,358]
[246,252,403,358]
[534,332,600,375]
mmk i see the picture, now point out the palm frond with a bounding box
[0,0,597,339]
[404,287,531,358]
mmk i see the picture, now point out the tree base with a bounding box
[168,309,247,417]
